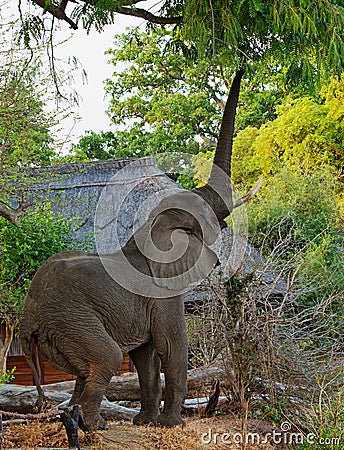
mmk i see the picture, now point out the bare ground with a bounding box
[3,415,277,449]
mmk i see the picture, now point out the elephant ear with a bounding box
[143,214,218,293]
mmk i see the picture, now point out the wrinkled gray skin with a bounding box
[20,71,256,431]
[20,192,220,431]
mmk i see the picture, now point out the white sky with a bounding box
[53,14,149,151]
[2,0,158,152]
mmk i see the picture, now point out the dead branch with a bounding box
[0,409,64,420]
[202,379,220,418]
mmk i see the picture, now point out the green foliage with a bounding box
[103,29,225,158]
[0,63,54,172]
[28,1,344,89]
[69,130,118,161]
[0,34,59,217]
[93,26,344,177]
[72,28,299,166]
[181,0,344,79]
[246,169,343,309]
[0,205,77,317]
[0,367,15,387]
[232,77,344,188]
[72,0,129,33]
[247,170,340,251]
[297,387,344,450]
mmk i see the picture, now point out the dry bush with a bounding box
[186,228,344,446]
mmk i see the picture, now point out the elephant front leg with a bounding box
[157,362,187,427]
[129,342,162,425]
[154,324,188,427]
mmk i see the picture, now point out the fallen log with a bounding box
[57,399,138,422]
[0,385,70,413]
[0,410,64,421]
[0,366,226,413]
[105,366,226,401]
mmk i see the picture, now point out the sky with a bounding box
[53,13,150,150]
[2,0,158,151]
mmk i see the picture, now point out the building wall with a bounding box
[7,354,132,386]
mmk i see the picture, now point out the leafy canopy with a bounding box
[0,64,54,173]
[0,206,77,318]
[25,1,344,83]
[232,74,344,189]
[70,28,306,162]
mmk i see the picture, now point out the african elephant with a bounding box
[20,70,259,431]
[20,190,220,430]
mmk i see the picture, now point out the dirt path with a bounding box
[3,416,275,449]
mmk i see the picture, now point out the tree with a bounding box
[67,29,226,161]
[232,75,344,190]
[68,130,118,161]
[0,7,74,226]
[20,2,344,202]
[69,27,310,164]
[0,206,78,374]
[24,1,344,81]
[0,60,56,225]
[21,2,344,93]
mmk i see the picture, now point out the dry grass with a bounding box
[3,415,276,449]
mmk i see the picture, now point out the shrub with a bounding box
[246,169,343,310]
[0,205,80,310]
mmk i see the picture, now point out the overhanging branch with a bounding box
[30,0,182,29]
[31,0,78,29]
[117,6,182,25]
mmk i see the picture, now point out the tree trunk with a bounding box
[0,322,14,375]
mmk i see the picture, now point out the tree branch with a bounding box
[31,0,182,28]
[199,135,217,147]
[211,90,225,110]
[116,6,182,25]
[31,0,78,29]
[157,62,186,82]
[0,201,30,227]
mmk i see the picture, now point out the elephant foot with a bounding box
[156,412,185,428]
[79,412,109,432]
[133,410,159,425]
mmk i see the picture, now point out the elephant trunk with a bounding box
[192,69,245,222]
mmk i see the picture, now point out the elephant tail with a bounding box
[20,336,46,409]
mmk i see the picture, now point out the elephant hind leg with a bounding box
[69,376,86,406]
[76,337,123,432]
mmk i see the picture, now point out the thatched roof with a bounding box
[29,157,181,251]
